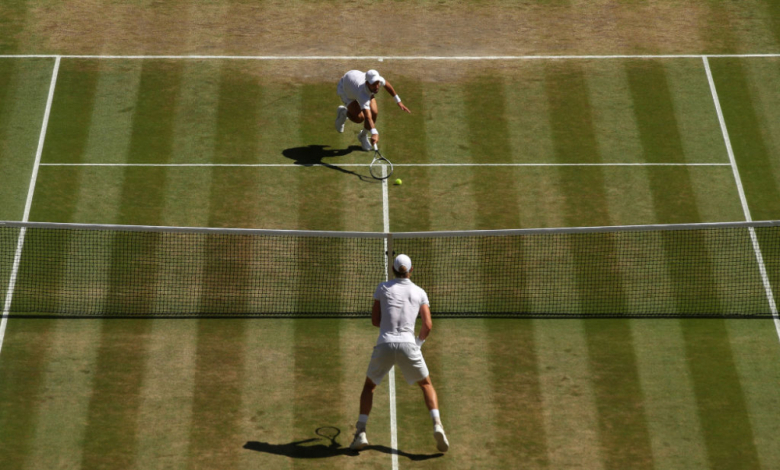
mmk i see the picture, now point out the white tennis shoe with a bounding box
[433,424,449,452]
[350,431,369,450]
[358,129,372,151]
[335,106,347,133]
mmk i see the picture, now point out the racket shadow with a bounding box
[282,145,377,183]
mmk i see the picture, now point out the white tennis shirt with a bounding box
[338,70,375,110]
[374,278,430,345]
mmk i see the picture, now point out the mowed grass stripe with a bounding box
[485,320,549,468]
[238,320,296,470]
[30,59,100,226]
[383,78,430,232]
[0,60,54,220]
[423,85,479,230]
[80,61,184,470]
[534,320,603,469]
[186,62,260,469]
[708,63,780,221]
[430,319,498,468]
[135,319,198,470]
[162,61,220,226]
[725,319,780,469]
[26,319,102,470]
[135,65,222,468]
[628,59,760,469]
[0,320,55,470]
[292,84,346,463]
[187,319,248,470]
[545,61,653,469]
[465,75,521,229]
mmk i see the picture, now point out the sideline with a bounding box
[702,56,780,341]
[0,56,61,356]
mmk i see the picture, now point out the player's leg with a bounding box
[346,100,364,123]
[360,377,377,416]
[417,376,439,411]
[351,344,393,451]
[350,377,376,450]
[335,80,350,132]
[396,343,450,452]
[417,377,450,453]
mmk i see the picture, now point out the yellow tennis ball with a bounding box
[394,178,403,185]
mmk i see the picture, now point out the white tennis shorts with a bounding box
[366,342,429,386]
[336,78,351,106]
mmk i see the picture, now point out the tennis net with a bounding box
[1,220,778,317]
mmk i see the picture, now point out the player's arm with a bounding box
[418,304,432,340]
[362,107,379,145]
[372,300,382,327]
[383,81,411,114]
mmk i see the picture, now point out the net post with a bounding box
[385,232,394,282]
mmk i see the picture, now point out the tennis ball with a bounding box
[394,178,403,185]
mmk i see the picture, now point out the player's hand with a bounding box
[415,336,426,348]
[398,102,411,114]
[371,133,379,145]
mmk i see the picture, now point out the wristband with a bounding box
[370,128,379,135]
[415,337,426,348]
[394,95,402,103]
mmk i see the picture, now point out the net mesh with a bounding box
[1,222,778,317]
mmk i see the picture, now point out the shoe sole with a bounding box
[434,430,449,452]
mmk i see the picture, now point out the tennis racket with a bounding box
[369,143,393,180]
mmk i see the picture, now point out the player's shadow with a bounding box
[282,145,376,182]
[243,426,443,461]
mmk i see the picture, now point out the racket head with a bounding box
[369,145,393,180]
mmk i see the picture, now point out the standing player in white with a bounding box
[334,69,411,151]
[350,254,449,453]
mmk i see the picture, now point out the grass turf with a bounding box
[1,56,780,469]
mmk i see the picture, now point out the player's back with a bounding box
[374,278,429,344]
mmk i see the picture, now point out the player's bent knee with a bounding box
[416,376,432,387]
[364,377,378,391]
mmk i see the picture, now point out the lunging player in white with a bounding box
[350,254,449,453]
[334,69,411,151]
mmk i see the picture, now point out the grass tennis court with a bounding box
[2,33,780,470]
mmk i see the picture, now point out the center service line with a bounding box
[381,165,400,470]
[703,56,780,341]
[0,56,61,356]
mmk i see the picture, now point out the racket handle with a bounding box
[373,143,378,151]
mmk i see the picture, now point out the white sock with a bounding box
[357,414,369,431]
[430,409,442,426]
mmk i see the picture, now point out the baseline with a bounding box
[1,54,780,60]
[38,162,732,168]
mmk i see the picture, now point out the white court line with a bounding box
[38,162,731,167]
[0,56,61,355]
[703,56,780,339]
[1,53,780,60]
[381,165,400,470]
